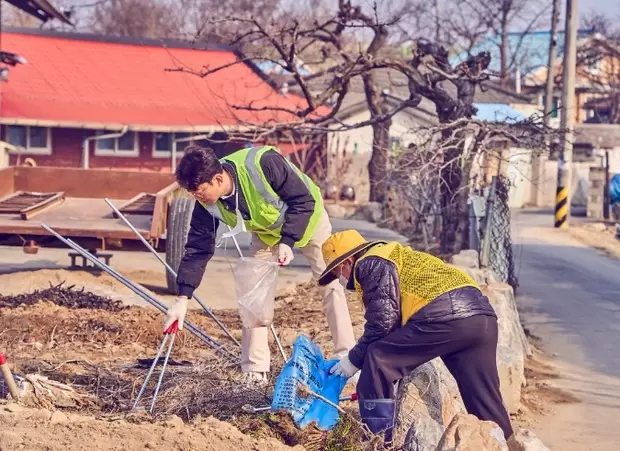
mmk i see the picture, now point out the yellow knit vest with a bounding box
[353,242,479,326]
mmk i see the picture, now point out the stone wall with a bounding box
[393,250,548,451]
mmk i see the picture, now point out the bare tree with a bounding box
[169,0,559,253]
[388,116,555,252]
[1,1,47,27]
[89,0,187,39]
[573,32,620,124]
[581,10,620,38]
[441,0,551,85]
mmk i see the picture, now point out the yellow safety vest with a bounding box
[199,146,323,248]
[353,242,479,326]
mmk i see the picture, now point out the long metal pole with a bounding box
[132,334,169,410]
[228,231,288,362]
[65,236,234,359]
[40,224,238,361]
[104,199,241,348]
[555,0,578,228]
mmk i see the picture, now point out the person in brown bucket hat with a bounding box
[318,230,513,446]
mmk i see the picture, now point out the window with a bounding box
[541,95,561,118]
[94,130,138,156]
[5,125,51,154]
[152,132,192,157]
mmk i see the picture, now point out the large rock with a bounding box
[435,413,508,451]
[402,416,444,451]
[496,345,524,414]
[396,360,466,450]
[362,202,384,223]
[457,266,500,286]
[506,429,550,451]
[484,282,529,413]
[486,283,531,358]
[324,203,348,219]
[450,250,480,269]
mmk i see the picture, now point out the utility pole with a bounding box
[555,0,578,228]
[531,0,561,206]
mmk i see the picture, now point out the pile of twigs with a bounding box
[152,361,277,420]
[0,282,127,312]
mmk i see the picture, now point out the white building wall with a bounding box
[533,148,620,208]
[326,110,428,203]
[327,110,374,203]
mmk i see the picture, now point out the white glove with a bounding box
[164,296,190,332]
[278,243,294,266]
[329,355,359,378]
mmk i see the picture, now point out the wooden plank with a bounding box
[14,167,174,199]
[0,191,58,214]
[0,168,15,199]
[0,197,152,240]
[150,182,181,239]
[20,192,65,220]
[0,191,25,205]
[0,223,148,240]
[112,192,150,218]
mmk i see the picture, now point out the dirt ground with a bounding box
[568,221,620,260]
[0,269,576,450]
[510,333,580,432]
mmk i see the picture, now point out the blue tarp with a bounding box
[271,335,348,431]
[474,103,528,124]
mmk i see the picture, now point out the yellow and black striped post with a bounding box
[554,185,568,228]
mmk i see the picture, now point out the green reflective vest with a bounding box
[199,146,323,248]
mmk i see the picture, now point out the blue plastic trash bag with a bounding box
[271,335,348,430]
[610,174,620,205]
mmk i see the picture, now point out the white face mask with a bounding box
[221,189,247,239]
[339,275,349,288]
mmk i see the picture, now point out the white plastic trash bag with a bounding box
[233,257,280,328]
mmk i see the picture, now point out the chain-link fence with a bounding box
[471,175,518,291]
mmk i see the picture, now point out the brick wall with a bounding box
[5,127,252,171]
[4,126,323,172]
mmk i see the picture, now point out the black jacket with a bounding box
[347,252,497,369]
[176,149,317,298]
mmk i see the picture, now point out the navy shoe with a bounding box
[359,398,396,446]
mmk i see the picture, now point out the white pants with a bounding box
[240,209,356,372]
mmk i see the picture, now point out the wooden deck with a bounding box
[0,197,152,239]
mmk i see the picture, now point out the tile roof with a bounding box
[0,28,327,131]
[574,123,620,148]
[450,28,597,76]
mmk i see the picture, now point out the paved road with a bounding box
[513,209,620,378]
[512,209,620,450]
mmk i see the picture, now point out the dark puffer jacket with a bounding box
[347,255,497,369]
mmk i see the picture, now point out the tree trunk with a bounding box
[368,118,392,203]
[439,129,480,255]
[500,25,509,85]
[439,148,462,254]
[362,65,391,204]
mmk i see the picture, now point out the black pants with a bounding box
[356,314,513,439]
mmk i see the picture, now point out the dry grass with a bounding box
[1,282,390,450]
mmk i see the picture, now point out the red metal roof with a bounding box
[0,29,328,131]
